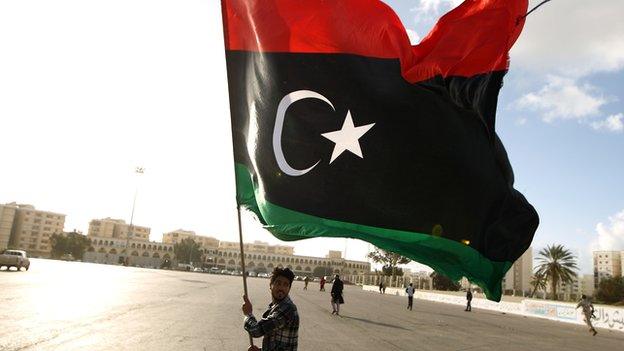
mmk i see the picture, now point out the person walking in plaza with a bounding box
[242,267,300,351]
[405,283,415,310]
[303,276,309,290]
[319,276,326,291]
[576,294,597,336]
[379,281,384,294]
[330,274,344,315]
[465,288,472,312]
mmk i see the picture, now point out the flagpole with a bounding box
[220,1,254,346]
[236,205,254,347]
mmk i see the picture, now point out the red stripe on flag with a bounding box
[222,0,528,82]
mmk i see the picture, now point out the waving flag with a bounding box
[221,0,538,301]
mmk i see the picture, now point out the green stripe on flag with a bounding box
[235,163,511,301]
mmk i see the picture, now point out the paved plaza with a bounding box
[1,259,622,350]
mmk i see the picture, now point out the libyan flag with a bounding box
[221,0,538,301]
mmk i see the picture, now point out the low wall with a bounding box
[362,285,624,333]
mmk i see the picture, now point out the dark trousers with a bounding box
[465,300,472,311]
[407,296,413,310]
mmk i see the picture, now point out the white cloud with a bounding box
[514,76,607,123]
[592,210,624,251]
[405,28,421,45]
[511,0,624,77]
[515,117,528,126]
[591,113,624,133]
[410,0,462,24]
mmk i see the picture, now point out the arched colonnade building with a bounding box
[205,248,370,277]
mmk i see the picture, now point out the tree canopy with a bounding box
[595,277,624,304]
[529,271,547,298]
[430,271,460,291]
[50,231,91,260]
[367,247,411,279]
[173,238,202,264]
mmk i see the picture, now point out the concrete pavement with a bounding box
[1,259,622,350]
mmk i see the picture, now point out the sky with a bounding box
[1,0,622,274]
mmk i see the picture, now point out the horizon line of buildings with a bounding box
[2,201,622,295]
[0,202,372,276]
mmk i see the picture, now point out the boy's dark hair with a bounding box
[270,267,295,286]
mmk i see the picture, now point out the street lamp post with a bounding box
[123,166,144,266]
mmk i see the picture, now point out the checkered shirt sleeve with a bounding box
[244,298,299,351]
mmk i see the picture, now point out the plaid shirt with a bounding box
[244,296,299,351]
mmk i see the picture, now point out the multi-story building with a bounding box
[593,251,622,287]
[88,218,150,242]
[8,204,65,257]
[162,230,219,249]
[219,240,294,256]
[162,229,196,244]
[0,203,18,250]
[206,243,370,277]
[557,274,581,299]
[502,247,533,295]
[580,274,595,297]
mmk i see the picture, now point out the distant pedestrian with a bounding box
[576,295,597,336]
[405,283,415,310]
[465,289,472,312]
[242,267,299,351]
[382,283,386,294]
[319,276,326,291]
[330,275,344,315]
[303,276,309,290]
[379,281,384,294]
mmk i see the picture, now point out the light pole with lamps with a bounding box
[123,166,144,266]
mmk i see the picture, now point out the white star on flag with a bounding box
[321,111,375,163]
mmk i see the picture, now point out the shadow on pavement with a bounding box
[338,315,411,330]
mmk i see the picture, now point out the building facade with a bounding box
[7,204,65,257]
[88,218,150,242]
[84,236,176,266]
[162,229,219,249]
[580,274,595,297]
[593,250,622,288]
[218,240,294,256]
[502,247,533,295]
[206,242,370,277]
[0,203,17,250]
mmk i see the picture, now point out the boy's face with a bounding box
[270,276,291,301]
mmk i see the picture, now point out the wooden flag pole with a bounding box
[220,1,253,346]
[236,205,254,347]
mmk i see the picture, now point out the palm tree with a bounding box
[535,244,578,300]
[529,271,547,298]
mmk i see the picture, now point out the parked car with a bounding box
[160,258,172,269]
[248,271,258,277]
[60,253,75,261]
[177,263,193,271]
[0,249,30,271]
